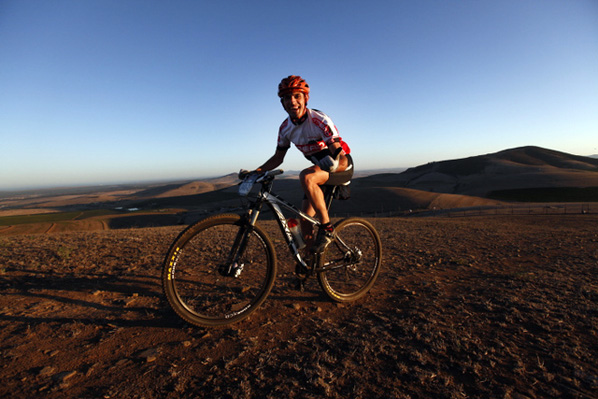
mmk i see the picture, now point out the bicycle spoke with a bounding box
[317,218,382,302]
[162,215,276,327]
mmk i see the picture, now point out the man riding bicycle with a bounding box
[247,75,354,253]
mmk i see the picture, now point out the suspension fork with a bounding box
[220,201,263,277]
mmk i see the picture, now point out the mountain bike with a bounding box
[161,169,382,327]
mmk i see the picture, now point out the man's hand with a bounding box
[238,169,258,180]
[310,148,342,172]
[314,155,338,172]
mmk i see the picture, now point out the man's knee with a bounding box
[299,167,314,182]
[300,167,327,187]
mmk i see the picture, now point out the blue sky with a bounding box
[1,0,597,190]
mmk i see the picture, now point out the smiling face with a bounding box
[281,91,307,120]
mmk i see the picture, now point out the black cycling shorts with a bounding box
[324,154,353,186]
[303,155,354,200]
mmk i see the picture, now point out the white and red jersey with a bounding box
[277,109,350,157]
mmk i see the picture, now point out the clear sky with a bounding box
[1,0,597,190]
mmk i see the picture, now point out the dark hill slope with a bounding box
[385,146,598,197]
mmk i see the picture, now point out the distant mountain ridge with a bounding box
[381,146,598,197]
[2,146,596,221]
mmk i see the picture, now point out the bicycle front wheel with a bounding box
[162,214,277,327]
[317,218,382,302]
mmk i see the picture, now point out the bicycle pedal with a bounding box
[295,264,308,278]
[293,278,305,293]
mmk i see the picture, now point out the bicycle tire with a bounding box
[317,218,382,302]
[162,214,277,327]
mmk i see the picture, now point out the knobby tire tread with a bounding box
[317,218,382,302]
[161,213,277,327]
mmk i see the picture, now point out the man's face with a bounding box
[281,91,307,120]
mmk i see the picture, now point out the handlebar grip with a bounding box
[255,169,283,183]
[267,169,284,177]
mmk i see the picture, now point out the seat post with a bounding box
[324,185,337,211]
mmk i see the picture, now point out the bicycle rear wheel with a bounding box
[162,214,277,327]
[317,218,382,302]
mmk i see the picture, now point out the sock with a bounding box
[321,222,333,232]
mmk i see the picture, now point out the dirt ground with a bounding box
[0,214,597,399]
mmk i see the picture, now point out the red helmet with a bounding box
[278,75,310,100]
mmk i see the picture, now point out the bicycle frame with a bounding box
[233,170,356,277]
[242,175,320,271]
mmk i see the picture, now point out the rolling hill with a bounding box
[1,146,597,234]
[120,146,598,211]
[369,146,598,198]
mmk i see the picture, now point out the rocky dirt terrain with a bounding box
[1,214,597,398]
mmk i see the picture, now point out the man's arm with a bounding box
[321,142,349,172]
[257,147,288,172]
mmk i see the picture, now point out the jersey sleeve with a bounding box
[312,110,350,148]
[276,119,291,149]
[310,109,350,153]
[310,109,340,144]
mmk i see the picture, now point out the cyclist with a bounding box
[249,75,354,253]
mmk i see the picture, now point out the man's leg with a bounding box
[300,166,330,223]
[300,166,335,252]
[300,199,316,248]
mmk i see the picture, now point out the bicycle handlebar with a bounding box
[238,169,284,196]
[260,169,284,179]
